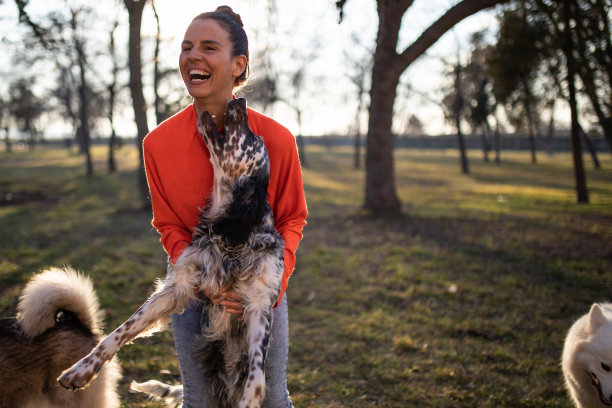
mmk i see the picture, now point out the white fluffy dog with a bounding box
[563,303,612,407]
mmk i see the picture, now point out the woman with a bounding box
[143,6,307,408]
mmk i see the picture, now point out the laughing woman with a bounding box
[142,6,307,408]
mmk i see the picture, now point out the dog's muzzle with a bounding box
[586,369,612,406]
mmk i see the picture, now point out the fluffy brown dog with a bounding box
[0,266,121,408]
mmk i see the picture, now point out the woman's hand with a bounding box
[205,287,245,320]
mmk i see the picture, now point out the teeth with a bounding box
[189,69,211,81]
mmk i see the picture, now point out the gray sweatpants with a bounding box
[171,295,293,408]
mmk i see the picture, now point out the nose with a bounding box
[188,47,203,61]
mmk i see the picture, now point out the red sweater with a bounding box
[143,103,307,306]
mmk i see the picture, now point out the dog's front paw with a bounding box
[57,357,102,390]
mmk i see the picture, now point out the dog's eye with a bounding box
[55,310,65,323]
[602,363,611,372]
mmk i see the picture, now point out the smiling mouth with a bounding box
[586,370,612,406]
[189,69,211,83]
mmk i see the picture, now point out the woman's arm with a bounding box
[143,138,192,263]
[268,130,308,307]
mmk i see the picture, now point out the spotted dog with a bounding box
[58,98,284,408]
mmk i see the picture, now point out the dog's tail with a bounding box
[17,266,102,339]
[130,380,183,407]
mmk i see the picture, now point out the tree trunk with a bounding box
[480,129,489,162]
[108,129,117,173]
[4,127,11,153]
[484,118,493,163]
[546,104,555,156]
[456,119,469,174]
[108,20,119,173]
[152,0,163,125]
[523,83,538,165]
[125,0,150,208]
[296,109,307,167]
[364,0,509,214]
[494,118,501,164]
[564,0,588,203]
[528,121,537,164]
[366,66,402,213]
[353,92,363,169]
[70,9,93,176]
[354,133,361,169]
[579,124,600,170]
[365,1,406,214]
[453,63,469,174]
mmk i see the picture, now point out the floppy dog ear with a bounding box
[588,303,608,332]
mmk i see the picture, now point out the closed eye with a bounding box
[602,363,610,372]
[199,40,222,52]
[181,40,193,53]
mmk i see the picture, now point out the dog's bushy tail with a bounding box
[130,380,183,407]
[17,266,102,339]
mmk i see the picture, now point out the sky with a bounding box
[0,0,499,138]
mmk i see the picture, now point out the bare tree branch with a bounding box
[398,0,510,72]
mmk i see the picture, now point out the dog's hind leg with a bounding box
[58,265,199,390]
[237,297,274,408]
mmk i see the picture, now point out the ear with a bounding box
[588,303,608,332]
[231,54,247,79]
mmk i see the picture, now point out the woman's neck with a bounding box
[194,96,233,129]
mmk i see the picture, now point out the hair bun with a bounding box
[215,5,244,27]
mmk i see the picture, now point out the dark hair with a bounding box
[194,6,249,89]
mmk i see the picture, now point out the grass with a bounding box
[1,143,611,407]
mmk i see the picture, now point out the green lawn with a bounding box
[1,144,611,407]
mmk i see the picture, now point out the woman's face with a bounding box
[179,18,245,106]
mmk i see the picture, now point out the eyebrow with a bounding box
[182,39,223,47]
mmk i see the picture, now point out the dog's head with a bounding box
[198,98,269,183]
[578,304,612,406]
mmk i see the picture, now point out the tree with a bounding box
[12,0,106,175]
[531,0,592,202]
[442,59,470,174]
[337,0,510,214]
[278,42,321,168]
[465,31,495,162]
[532,0,610,162]
[344,34,373,169]
[487,5,546,164]
[124,0,150,207]
[562,0,588,203]
[69,6,94,175]
[558,0,612,156]
[150,0,183,125]
[404,114,424,136]
[54,65,79,148]
[283,67,308,166]
[9,78,45,150]
[107,17,121,173]
[0,95,11,153]
[244,4,279,113]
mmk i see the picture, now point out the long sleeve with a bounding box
[144,139,191,262]
[251,110,308,307]
[142,105,213,263]
[273,144,307,307]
